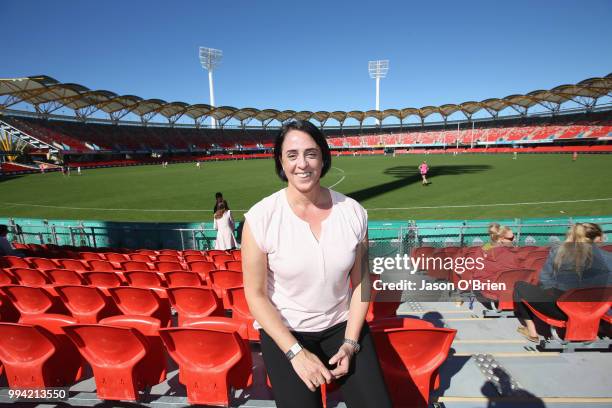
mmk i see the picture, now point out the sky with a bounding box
[1,0,611,125]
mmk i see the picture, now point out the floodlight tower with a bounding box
[199,47,223,128]
[368,60,389,125]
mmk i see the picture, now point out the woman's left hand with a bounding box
[328,343,356,379]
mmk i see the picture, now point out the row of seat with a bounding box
[0,314,455,407]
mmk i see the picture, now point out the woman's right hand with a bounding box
[290,348,333,391]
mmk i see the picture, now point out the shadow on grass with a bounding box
[347,164,492,202]
[0,174,26,183]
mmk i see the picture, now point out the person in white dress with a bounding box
[213,203,237,250]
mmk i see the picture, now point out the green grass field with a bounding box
[1,154,611,222]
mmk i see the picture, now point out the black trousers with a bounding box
[260,320,392,408]
[513,281,567,321]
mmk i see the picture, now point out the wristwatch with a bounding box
[343,338,361,353]
[285,342,304,360]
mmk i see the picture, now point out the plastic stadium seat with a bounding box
[88,259,117,272]
[83,271,124,289]
[480,268,536,311]
[0,323,82,388]
[183,316,250,345]
[225,260,242,272]
[26,257,59,270]
[0,292,21,322]
[187,261,216,281]
[157,255,181,263]
[0,256,31,269]
[182,250,205,256]
[63,324,160,401]
[134,249,158,257]
[163,271,205,287]
[208,270,243,307]
[55,285,118,323]
[602,245,612,252]
[45,268,86,285]
[205,250,227,260]
[371,326,456,408]
[19,313,87,380]
[167,287,223,326]
[159,250,180,257]
[226,287,259,341]
[0,268,16,285]
[98,315,167,386]
[57,258,90,272]
[159,327,248,406]
[80,252,103,261]
[121,260,152,271]
[523,287,612,341]
[184,254,207,262]
[129,254,153,263]
[8,267,51,286]
[523,256,548,272]
[230,249,241,261]
[154,261,185,272]
[1,285,60,319]
[212,254,234,270]
[104,252,129,262]
[124,271,167,288]
[108,287,171,328]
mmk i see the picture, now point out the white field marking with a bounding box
[327,166,346,189]
[365,197,612,211]
[2,197,611,213]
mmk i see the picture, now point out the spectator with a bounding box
[242,120,391,407]
[513,223,612,342]
[213,192,229,213]
[213,202,237,250]
[0,225,21,257]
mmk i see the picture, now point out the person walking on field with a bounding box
[419,160,429,185]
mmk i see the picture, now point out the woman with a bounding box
[513,223,611,342]
[242,120,391,408]
[418,161,429,185]
[213,202,237,250]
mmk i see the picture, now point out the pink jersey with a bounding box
[419,164,429,174]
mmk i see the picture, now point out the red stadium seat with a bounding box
[371,326,456,408]
[212,254,234,270]
[0,323,82,388]
[523,287,612,342]
[80,252,103,261]
[163,271,205,287]
[57,258,90,272]
[104,252,129,262]
[208,270,243,307]
[0,255,31,269]
[157,255,181,262]
[167,287,223,326]
[184,254,207,262]
[225,260,242,272]
[155,261,185,272]
[55,285,118,323]
[45,268,86,285]
[8,267,51,286]
[1,285,60,319]
[26,257,59,270]
[88,259,117,272]
[135,249,158,257]
[226,287,259,341]
[83,271,124,289]
[187,261,216,281]
[108,287,171,327]
[124,271,167,288]
[159,250,180,257]
[0,268,16,285]
[159,327,248,406]
[129,253,153,263]
[121,260,152,271]
[182,250,205,256]
[205,250,227,261]
[230,249,242,261]
[63,324,160,401]
[19,313,87,380]
[98,315,167,386]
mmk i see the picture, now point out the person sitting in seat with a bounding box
[0,224,22,257]
[476,223,521,281]
[513,223,612,342]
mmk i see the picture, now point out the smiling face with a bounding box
[281,129,323,193]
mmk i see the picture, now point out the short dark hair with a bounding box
[215,192,223,199]
[273,120,331,182]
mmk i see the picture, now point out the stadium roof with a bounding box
[0,74,610,127]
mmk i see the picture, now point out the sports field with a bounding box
[1,154,611,222]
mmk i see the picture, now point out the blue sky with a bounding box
[1,0,611,125]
